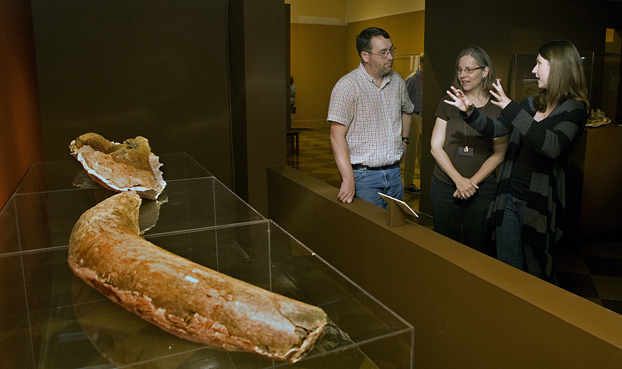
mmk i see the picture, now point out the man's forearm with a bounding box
[402,112,412,138]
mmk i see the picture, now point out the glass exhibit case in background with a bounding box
[0,153,413,368]
[511,52,622,124]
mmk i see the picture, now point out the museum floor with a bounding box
[286,126,622,315]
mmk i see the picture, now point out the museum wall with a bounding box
[285,0,424,25]
[239,0,288,213]
[267,166,622,369]
[286,0,345,25]
[344,0,424,24]
[28,0,286,215]
[418,0,611,215]
[0,0,44,210]
[289,23,348,127]
[31,0,234,184]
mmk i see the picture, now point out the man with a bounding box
[403,55,424,194]
[328,27,414,209]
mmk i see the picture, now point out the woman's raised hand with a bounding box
[444,86,473,114]
[490,80,512,109]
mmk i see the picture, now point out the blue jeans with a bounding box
[496,192,557,283]
[496,193,527,269]
[354,164,403,209]
[430,175,495,252]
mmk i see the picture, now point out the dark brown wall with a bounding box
[32,0,234,184]
[229,0,250,201]
[227,0,288,212]
[0,0,44,209]
[575,125,622,235]
[419,0,609,214]
[241,0,287,213]
[28,0,286,215]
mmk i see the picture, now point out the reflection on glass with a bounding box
[0,154,414,368]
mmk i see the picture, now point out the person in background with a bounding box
[328,27,414,209]
[430,47,508,253]
[403,55,424,195]
[290,75,296,124]
[446,40,588,283]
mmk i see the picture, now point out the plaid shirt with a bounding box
[328,63,414,167]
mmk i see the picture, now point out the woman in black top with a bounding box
[430,47,508,252]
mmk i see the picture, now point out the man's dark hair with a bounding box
[356,27,391,58]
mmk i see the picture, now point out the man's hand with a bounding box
[337,177,355,203]
[330,122,356,204]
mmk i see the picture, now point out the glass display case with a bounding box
[511,52,622,125]
[0,153,414,368]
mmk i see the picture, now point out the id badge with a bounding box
[458,146,474,156]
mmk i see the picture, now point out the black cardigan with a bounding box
[463,96,586,277]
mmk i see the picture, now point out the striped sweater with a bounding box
[463,96,587,277]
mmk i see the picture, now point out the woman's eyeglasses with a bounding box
[456,66,484,75]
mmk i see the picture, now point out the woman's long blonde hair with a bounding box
[534,40,589,112]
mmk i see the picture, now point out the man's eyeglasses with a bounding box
[366,47,397,59]
[456,66,484,75]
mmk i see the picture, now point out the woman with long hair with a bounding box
[430,47,508,252]
[445,40,589,282]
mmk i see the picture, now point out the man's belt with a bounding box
[352,162,399,171]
